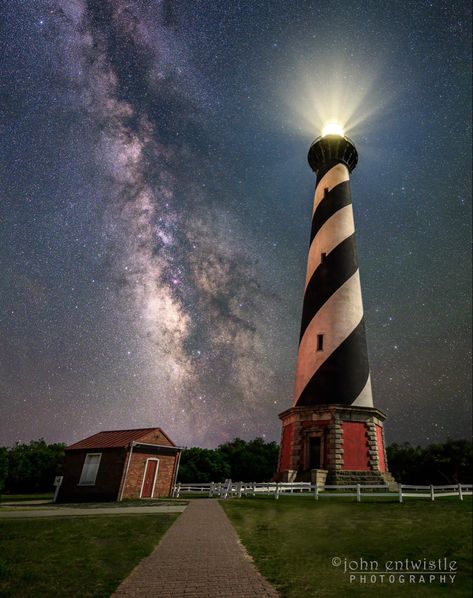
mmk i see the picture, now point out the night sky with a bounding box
[0,1,471,449]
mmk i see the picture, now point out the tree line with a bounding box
[177,437,280,483]
[0,439,66,495]
[0,437,471,496]
[386,439,472,485]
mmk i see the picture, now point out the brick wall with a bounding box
[135,429,175,446]
[121,449,178,499]
[341,422,370,470]
[278,422,294,471]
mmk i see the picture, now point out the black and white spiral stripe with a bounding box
[293,162,373,408]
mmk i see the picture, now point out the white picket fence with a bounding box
[172,481,472,502]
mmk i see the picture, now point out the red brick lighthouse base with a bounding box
[277,405,395,485]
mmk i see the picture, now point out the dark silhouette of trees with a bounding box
[0,439,65,495]
[0,448,8,494]
[177,437,279,483]
[387,440,472,484]
[177,447,230,483]
[218,437,280,482]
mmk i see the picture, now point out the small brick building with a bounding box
[57,427,182,502]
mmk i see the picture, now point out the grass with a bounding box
[53,498,189,508]
[0,493,54,502]
[222,496,472,598]
[0,496,188,509]
[0,514,178,597]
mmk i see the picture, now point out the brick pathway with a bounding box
[112,499,279,598]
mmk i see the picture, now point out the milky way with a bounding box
[0,1,471,447]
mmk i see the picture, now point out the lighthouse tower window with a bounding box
[316,334,324,351]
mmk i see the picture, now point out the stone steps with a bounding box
[326,470,397,487]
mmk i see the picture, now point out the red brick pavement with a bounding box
[112,499,279,598]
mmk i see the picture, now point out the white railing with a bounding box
[397,484,472,502]
[172,481,472,502]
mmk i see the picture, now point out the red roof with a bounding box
[66,427,174,450]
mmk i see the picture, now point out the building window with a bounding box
[321,252,327,263]
[316,334,324,351]
[78,453,102,486]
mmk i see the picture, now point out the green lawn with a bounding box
[52,498,188,508]
[0,514,178,597]
[0,495,188,507]
[0,493,54,502]
[222,496,472,598]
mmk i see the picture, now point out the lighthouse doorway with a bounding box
[308,436,322,469]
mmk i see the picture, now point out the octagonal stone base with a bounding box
[276,404,394,485]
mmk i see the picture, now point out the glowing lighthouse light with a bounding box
[322,122,345,137]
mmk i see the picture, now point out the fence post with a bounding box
[398,484,403,503]
[356,484,361,503]
[458,483,463,501]
[314,484,319,501]
[223,479,232,499]
[237,481,242,498]
[253,483,256,497]
[430,485,435,501]
[209,482,214,498]
[176,483,181,498]
[275,482,280,500]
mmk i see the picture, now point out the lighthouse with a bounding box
[277,131,394,486]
